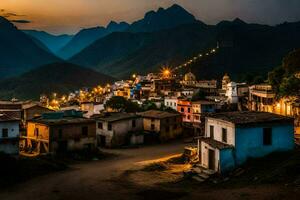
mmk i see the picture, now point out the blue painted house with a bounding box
[200,111,294,173]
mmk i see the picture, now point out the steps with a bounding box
[188,165,216,183]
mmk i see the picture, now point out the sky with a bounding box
[1,0,300,35]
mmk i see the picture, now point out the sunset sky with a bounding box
[1,0,300,35]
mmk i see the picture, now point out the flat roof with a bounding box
[93,113,139,122]
[139,110,180,119]
[201,138,234,150]
[207,111,294,125]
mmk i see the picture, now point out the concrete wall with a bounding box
[143,116,182,142]
[201,141,220,171]
[27,122,49,140]
[235,123,294,165]
[219,148,235,173]
[164,98,177,111]
[205,118,235,146]
[0,121,19,154]
[0,121,19,139]
[97,118,143,147]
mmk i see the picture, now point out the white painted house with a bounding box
[94,113,143,148]
[0,114,20,155]
[200,111,294,173]
[164,97,178,111]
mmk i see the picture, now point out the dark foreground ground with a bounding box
[0,142,299,200]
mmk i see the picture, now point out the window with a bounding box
[166,118,169,123]
[2,128,8,138]
[188,108,191,113]
[210,125,214,139]
[108,124,112,131]
[98,122,103,129]
[58,129,63,139]
[151,118,155,122]
[151,124,155,131]
[82,126,88,136]
[132,119,136,128]
[34,128,39,137]
[222,128,227,143]
[173,124,178,129]
[263,128,272,145]
[187,115,190,120]
[180,107,184,112]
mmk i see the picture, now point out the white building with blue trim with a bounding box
[200,111,294,173]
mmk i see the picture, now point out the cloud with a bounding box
[0,9,30,24]
[10,19,31,24]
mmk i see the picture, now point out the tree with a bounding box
[105,96,141,112]
[192,90,208,101]
[282,49,300,74]
[278,75,300,97]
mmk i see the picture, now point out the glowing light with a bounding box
[132,74,137,79]
[161,67,172,79]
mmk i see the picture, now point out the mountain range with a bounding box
[69,18,300,79]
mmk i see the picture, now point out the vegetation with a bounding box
[105,96,141,112]
[268,49,300,97]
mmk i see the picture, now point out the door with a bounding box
[208,149,215,170]
[98,135,106,147]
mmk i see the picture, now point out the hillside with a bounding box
[70,19,300,80]
[58,21,130,59]
[0,17,60,79]
[0,62,116,100]
[23,30,73,53]
[189,20,300,80]
[70,22,216,79]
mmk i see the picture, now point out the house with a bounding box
[177,99,193,123]
[22,102,54,126]
[200,111,294,173]
[225,82,249,104]
[21,110,96,155]
[93,113,143,148]
[248,84,276,112]
[81,102,104,118]
[164,97,178,111]
[139,110,182,142]
[0,100,22,120]
[0,114,19,155]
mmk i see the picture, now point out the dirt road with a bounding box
[0,142,186,200]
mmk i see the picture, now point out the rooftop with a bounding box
[207,111,294,125]
[192,100,217,105]
[93,112,139,122]
[201,137,234,150]
[29,117,95,126]
[139,110,180,119]
[0,113,20,122]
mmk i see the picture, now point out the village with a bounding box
[0,48,300,199]
[1,46,300,173]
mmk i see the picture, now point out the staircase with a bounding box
[185,164,216,182]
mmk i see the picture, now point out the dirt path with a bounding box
[0,141,186,200]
